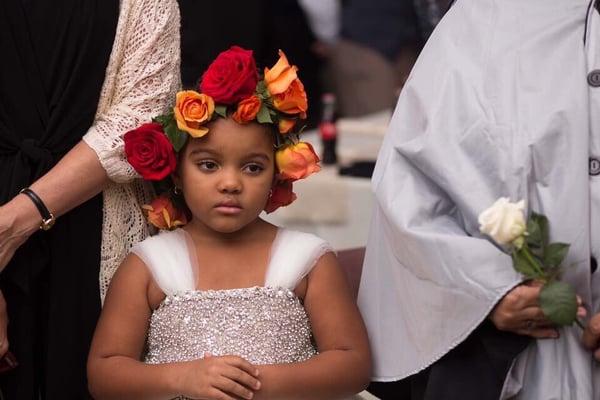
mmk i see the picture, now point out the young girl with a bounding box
[87,46,371,399]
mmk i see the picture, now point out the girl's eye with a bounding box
[244,163,264,174]
[198,161,219,171]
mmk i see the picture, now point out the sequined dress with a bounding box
[131,228,332,397]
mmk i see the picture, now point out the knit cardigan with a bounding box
[83,0,181,300]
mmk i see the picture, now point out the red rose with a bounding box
[124,123,177,181]
[264,180,297,213]
[199,46,259,105]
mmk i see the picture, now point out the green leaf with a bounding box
[256,104,273,124]
[256,80,269,99]
[512,249,541,279]
[539,281,577,326]
[526,218,542,249]
[152,113,173,128]
[543,242,570,269]
[215,105,228,118]
[151,113,187,152]
[527,213,549,249]
[163,119,188,152]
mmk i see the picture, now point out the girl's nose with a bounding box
[217,170,242,194]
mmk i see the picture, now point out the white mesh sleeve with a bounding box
[83,0,181,183]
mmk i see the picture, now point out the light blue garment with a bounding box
[358,0,600,398]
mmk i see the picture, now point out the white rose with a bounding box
[478,198,526,246]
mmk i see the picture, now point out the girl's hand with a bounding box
[490,282,560,339]
[177,355,261,400]
[0,196,40,271]
[582,313,600,361]
[0,290,7,357]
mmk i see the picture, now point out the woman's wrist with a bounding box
[5,193,44,237]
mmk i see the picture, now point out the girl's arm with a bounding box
[88,254,182,399]
[255,252,372,400]
[88,254,260,400]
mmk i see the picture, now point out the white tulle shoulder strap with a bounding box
[131,229,197,295]
[265,229,333,290]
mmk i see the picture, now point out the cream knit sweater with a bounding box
[83,0,181,300]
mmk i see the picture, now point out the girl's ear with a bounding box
[171,171,182,190]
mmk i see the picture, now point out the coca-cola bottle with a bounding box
[319,93,337,165]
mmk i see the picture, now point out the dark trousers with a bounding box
[368,320,530,400]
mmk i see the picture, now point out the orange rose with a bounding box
[272,78,308,117]
[264,180,297,213]
[142,196,187,231]
[263,50,308,127]
[173,90,214,137]
[264,50,298,95]
[275,142,321,180]
[278,118,296,134]
[232,95,262,124]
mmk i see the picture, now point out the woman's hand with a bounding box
[0,194,41,272]
[582,313,600,361]
[0,290,8,358]
[490,282,585,338]
[176,354,261,400]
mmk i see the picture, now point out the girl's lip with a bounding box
[214,205,242,215]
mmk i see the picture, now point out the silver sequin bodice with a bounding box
[145,286,317,365]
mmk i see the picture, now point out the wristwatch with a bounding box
[19,188,56,231]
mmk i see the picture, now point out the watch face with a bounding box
[40,215,55,231]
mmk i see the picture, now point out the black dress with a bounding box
[0,0,118,398]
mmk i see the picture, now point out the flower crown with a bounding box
[123,46,321,230]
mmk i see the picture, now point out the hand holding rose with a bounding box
[479,198,583,329]
[490,282,558,339]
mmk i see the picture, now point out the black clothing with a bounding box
[177,0,270,88]
[0,0,118,397]
[368,320,530,400]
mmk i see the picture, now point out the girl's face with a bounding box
[175,117,275,235]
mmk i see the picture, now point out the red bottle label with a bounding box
[319,122,337,140]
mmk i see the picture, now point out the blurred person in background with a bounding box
[297,0,341,58]
[413,0,453,40]
[330,0,422,117]
[329,0,451,118]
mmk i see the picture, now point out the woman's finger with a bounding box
[518,325,559,339]
[514,285,542,308]
[520,306,549,324]
[525,280,544,288]
[582,314,600,350]
[0,291,9,358]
